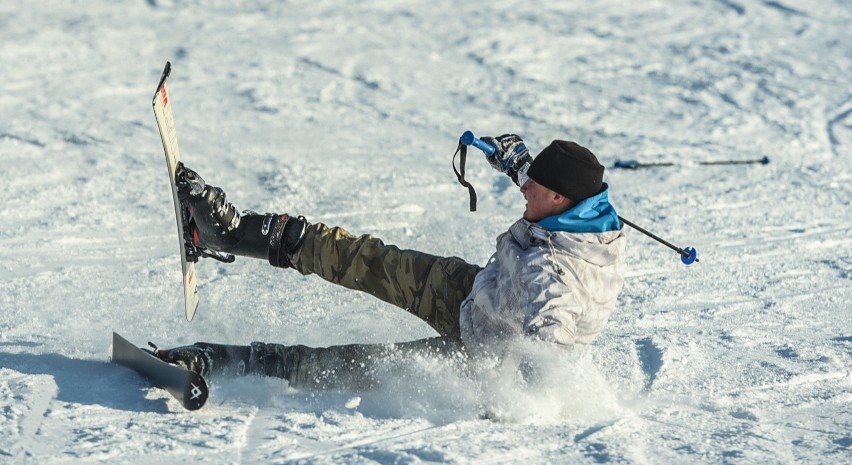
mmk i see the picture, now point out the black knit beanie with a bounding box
[526,140,605,202]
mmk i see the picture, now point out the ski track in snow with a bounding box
[1,0,851,463]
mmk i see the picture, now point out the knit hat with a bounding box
[527,140,605,202]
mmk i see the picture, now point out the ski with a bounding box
[613,156,769,170]
[152,61,200,321]
[112,332,209,411]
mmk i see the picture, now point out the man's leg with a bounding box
[291,223,482,341]
[162,337,464,391]
[251,337,463,390]
[173,167,478,338]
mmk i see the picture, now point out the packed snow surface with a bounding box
[1,0,850,463]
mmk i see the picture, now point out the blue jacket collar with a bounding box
[537,184,621,234]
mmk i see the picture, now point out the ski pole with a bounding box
[614,156,769,170]
[699,156,770,166]
[618,216,698,265]
[459,130,699,265]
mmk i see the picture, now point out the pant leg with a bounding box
[290,222,482,341]
[249,337,464,391]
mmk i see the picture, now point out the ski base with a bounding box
[152,61,200,321]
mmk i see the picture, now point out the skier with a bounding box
[160,135,627,390]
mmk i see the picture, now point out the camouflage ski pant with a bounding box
[291,222,482,341]
[258,222,482,389]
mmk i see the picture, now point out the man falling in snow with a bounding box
[160,134,627,389]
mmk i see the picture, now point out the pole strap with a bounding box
[452,143,477,212]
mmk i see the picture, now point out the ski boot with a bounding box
[154,342,254,378]
[175,163,308,268]
[154,341,295,380]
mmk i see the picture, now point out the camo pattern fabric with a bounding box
[290,222,482,342]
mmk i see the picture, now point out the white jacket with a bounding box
[459,218,626,352]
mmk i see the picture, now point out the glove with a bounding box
[480,134,532,184]
[175,164,307,268]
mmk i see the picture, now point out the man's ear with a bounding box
[553,193,573,210]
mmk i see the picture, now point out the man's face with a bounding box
[521,178,566,222]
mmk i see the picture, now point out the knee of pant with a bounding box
[249,342,290,378]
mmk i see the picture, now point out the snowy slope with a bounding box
[1,0,850,463]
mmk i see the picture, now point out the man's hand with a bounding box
[480,134,532,184]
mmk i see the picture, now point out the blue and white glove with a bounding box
[480,134,532,185]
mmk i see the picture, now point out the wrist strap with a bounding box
[452,143,477,212]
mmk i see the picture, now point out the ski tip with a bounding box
[155,61,172,95]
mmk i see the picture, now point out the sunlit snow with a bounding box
[1,0,850,463]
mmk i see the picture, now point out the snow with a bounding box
[1,0,850,463]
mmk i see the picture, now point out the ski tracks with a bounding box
[236,407,447,464]
[0,370,58,462]
[827,95,852,159]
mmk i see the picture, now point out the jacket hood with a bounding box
[537,183,621,234]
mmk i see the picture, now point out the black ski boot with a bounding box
[156,341,296,380]
[175,164,307,268]
[156,343,253,378]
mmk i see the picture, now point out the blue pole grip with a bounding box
[460,130,496,157]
